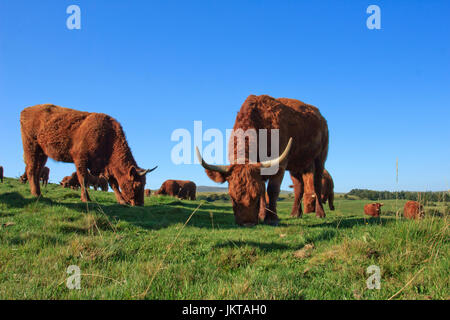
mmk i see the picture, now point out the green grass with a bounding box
[0,177,448,300]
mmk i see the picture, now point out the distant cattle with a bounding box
[289,169,335,216]
[144,189,151,197]
[60,172,81,190]
[198,95,329,226]
[404,201,424,220]
[20,166,50,186]
[156,180,197,200]
[0,166,3,183]
[88,174,108,191]
[20,104,156,205]
[364,203,384,217]
[61,172,108,191]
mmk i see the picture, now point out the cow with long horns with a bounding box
[20,104,157,205]
[197,95,329,226]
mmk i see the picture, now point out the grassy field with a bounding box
[0,177,448,300]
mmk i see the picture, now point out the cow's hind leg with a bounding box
[289,172,303,218]
[74,162,91,203]
[24,146,47,197]
[313,160,326,218]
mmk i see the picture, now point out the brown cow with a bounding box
[364,203,384,217]
[155,180,197,200]
[20,166,50,186]
[61,172,108,191]
[88,173,109,191]
[197,95,329,226]
[20,104,157,205]
[144,189,151,197]
[404,201,425,220]
[60,172,81,190]
[0,166,3,183]
[290,169,335,215]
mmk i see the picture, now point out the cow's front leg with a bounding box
[265,168,285,225]
[289,172,304,217]
[108,176,127,205]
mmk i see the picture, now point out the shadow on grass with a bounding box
[213,240,291,252]
[0,191,238,231]
[308,216,396,229]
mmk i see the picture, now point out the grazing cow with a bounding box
[155,180,197,200]
[197,95,329,226]
[364,203,384,217]
[87,173,108,191]
[20,166,50,186]
[404,201,425,220]
[144,189,151,197]
[97,175,109,192]
[61,172,108,191]
[289,169,335,215]
[20,104,157,205]
[60,172,81,190]
[0,166,3,183]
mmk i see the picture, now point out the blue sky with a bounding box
[0,0,449,192]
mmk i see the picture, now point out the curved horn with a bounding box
[260,138,293,168]
[195,147,229,174]
[138,166,158,176]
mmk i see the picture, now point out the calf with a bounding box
[144,189,151,197]
[20,166,50,186]
[404,201,425,220]
[60,172,81,190]
[364,202,384,217]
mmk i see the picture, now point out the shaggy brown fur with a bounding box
[144,189,151,197]
[290,169,335,215]
[364,203,383,217]
[0,166,3,183]
[20,166,50,186]
[404,201,425,220]
[155,180,197,200]
[20,104,156,205]
[202,95,329,226]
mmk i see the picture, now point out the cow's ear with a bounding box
[129,166,138,179]
[205,169,229,183]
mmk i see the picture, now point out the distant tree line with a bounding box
[346,189,449,202]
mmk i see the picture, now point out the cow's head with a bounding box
[119,166,157,206]
[374,202,384,215]
[303,193,317,213]
[197,138,292,226]
[19,174,27,184]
